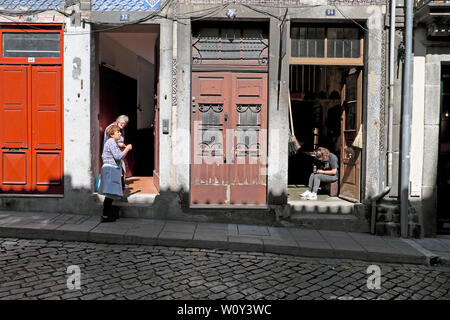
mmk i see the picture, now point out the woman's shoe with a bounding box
[101,215,116,223]
[306,193,318,200]
[300,190,312,198]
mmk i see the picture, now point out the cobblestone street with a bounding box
[0,238,449,300]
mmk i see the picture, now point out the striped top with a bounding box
[102,138,123,167]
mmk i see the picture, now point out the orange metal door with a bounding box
[229,73,267,205]
[191,72,230,205]
[31,66,63,193]
[339,69,362,203]
[0,65,32,192]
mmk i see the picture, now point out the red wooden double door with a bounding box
[0,65,63,194]
[191,72,268,206]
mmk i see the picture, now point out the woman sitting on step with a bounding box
[300,147,339,200]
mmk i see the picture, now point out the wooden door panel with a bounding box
[32,67,62,150]
[0,66,31,192]
[32,66,63,193]
[190,185,228,205]
[230,185,266,205]
[191,73,230,205]
[339,69,362,203]
[235,78,263,98]
[191,72,268,206]
[2,152,28,185]
[230,73,267,205]
[0,66,28,148]
[35,152,62,185]
[199,78,226,97]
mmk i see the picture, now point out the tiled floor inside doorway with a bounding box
[124,176,158,195]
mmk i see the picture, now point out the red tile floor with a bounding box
[124,176,158,195]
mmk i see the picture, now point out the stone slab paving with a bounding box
[0,238,449,300]
[0,210,449,266]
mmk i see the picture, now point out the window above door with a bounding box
[0,25,63,64]
[290,24,364,66]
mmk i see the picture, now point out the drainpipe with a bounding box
[400,0,413,238]
[387,0,396,188]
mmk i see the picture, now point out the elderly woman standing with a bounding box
[103,115,129,149]
[104,115,129,189]
[100,125,132,222]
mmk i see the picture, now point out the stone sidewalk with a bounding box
[0,210,449,266]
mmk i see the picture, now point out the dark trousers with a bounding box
[103,197,114,217]
[308,173,338,193]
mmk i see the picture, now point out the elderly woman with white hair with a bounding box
[104,115,129,149]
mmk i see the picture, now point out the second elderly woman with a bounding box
[99,124,132,222]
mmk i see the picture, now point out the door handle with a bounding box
[224,112,228,122]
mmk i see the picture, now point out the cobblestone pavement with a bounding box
[0,238,449,300]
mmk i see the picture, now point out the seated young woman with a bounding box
[300,147,339,200]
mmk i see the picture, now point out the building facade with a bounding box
[0,0,444,237]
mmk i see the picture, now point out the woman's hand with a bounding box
[122,144,133,158]
[316,169,324,174]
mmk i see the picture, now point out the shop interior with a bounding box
[288,65,349,201]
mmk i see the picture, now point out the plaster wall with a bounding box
[158,19,174,192]
[99,34,139,80]
[411,59,425,197]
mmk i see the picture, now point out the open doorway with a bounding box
[288,65,362,203]
[96,25,159,195]
[438,65,450,234]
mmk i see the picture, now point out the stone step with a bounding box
[288,199,356,215]
[280,213,370,233]
[93,193,155,219]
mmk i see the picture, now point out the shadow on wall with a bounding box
[0,175,98,216]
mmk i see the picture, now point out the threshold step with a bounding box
[93,193,156,206]
[281,213,369,233]
[288,200,356,215]
[288,213,358,221]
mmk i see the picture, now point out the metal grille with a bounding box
[199,103,223,125]
[193,27,268,62]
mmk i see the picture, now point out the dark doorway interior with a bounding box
[438,65,450,234]
[99,65,155,179]
[288,65,345,186]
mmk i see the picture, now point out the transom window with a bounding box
[3,33,60,58]
[290,25,363,66]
